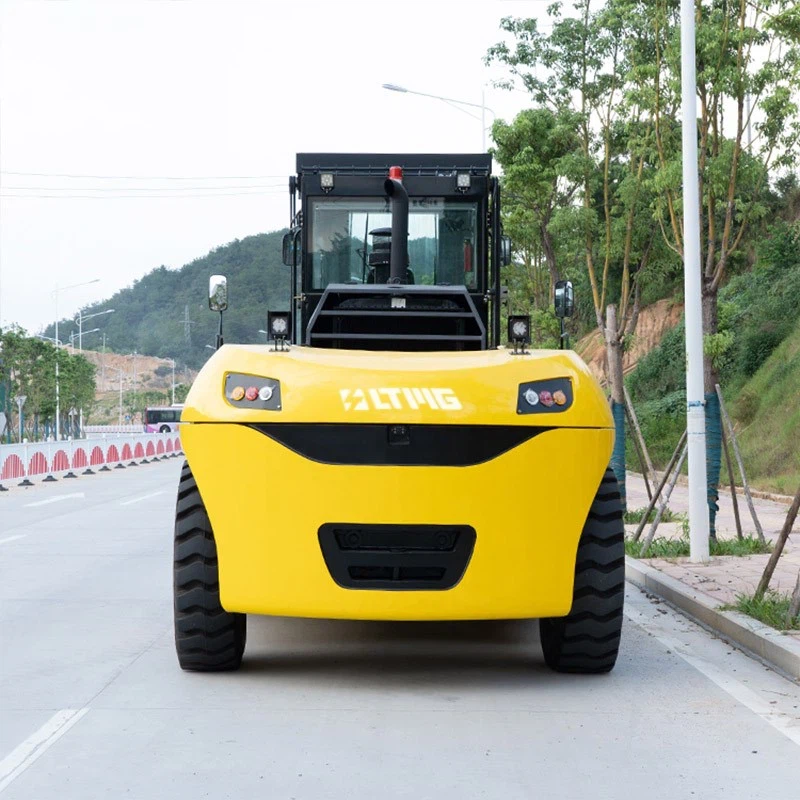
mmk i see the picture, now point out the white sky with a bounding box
[0,0,543,334]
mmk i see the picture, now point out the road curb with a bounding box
[625,556,800,681]
[626,470,794,506]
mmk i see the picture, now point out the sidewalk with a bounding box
[625,472,799,645]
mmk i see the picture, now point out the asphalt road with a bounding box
[1,459,799,800]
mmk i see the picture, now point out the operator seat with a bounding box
[366,227,414,284]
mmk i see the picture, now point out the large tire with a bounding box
[539,467,625,674]
[173,461,246,671]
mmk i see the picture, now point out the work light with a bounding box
[508,315,531,344]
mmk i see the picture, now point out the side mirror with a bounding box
[209,274,228,312]
[282,229,300,267]
[501,235,512,267]
[554,280,574,319]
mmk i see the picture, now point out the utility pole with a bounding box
[101,333,107,388]
[681,0,710,563]
[183,304,195,342]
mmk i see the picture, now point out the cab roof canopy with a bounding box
[295,153,492,177]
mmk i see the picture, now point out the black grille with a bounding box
[319,524,476,590]
[249,424,551,466]
[305,284,486,351]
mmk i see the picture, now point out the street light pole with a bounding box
[681,0,710,563]
[106,367,125,426]
[75,308,114,351]
[382,83,496,151]
[52,279,100,440]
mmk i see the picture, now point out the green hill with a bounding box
[44,230,289,369]
[734,316,800,495]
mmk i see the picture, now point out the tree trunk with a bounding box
[540,226,559,287]
[605,305,626,511]
[701,282,719,393]
[702,283,721,541]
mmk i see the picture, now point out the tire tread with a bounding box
[173,461,246,671]
[540,468,625,674]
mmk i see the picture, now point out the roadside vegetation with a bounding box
[0,327,96,442]
[625,535,772,559]
[724,591,800,632]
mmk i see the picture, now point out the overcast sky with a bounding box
[0,0,545,335]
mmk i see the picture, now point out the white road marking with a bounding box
[0,709,89,793]
[625,606,800,747]
[120,490,165,506]
[24,493,84,508]
[0,535,25,545]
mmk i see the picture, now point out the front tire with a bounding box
[173,461,246,671]
[539,467,625,674]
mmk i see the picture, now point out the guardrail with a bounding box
[0,432,183,489]
[83,424,144,434]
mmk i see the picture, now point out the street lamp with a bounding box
[35,334,63,346]
[53,278,100,440]
[105,366,126,426]
[75,308,114,351]
[382,83,496,150]
[168,358,176,405]
[70,327,100,349]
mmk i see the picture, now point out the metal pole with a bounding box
[171,360,176,405]
[55,288,60,442]
[681,0,710,563]
[119,373,123,426]
[78,311,83,351]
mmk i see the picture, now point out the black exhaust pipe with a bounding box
[383,177,409,284]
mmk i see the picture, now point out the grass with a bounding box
[624,506,684,524]
[625,535,772,559]
[722,591,800,632]
[735,317,800,495]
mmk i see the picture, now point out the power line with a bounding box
[0,190,287,199]
[0,170,286,180]
[3,183,286,191]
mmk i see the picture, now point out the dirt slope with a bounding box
[76,349,197,396]
[575,298,683,384]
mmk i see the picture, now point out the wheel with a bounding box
[173,461,246,671]
[539,467,625,674]
[159,424,171,433]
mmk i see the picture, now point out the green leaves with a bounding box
[0,328,96,440]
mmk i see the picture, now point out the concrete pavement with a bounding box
[626,472,799,638]
[2,461,799,799]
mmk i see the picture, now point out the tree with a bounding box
[647,0,800,533]
[492,107,585,292]
[0,328,96,440]
[489,0,667,507]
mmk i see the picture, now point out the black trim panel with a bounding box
[319,523,476,590]
[248,423,552,466]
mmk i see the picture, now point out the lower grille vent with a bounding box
[319,524,476,590]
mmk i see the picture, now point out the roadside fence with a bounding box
[0,432,183,490]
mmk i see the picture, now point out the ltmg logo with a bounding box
[339,388,463,412]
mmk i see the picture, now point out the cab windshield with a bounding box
[308,197,479,290]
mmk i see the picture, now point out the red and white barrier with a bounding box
[0,433,183,486]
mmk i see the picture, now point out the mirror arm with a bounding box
[216,311,224,350]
